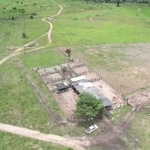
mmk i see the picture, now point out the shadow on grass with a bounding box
[76,120,92,128]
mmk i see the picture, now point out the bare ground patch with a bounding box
[37,60,126,120]
[128,89,150,106]
[71,43,150,94]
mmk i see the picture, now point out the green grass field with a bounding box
[0,49,66,133]
[1,0,150,149]
[1,0,150,60]
[0,131,72,150]
[51,0,150,46]
[0,0,58,60]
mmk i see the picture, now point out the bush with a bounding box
[13,7,17,10]
[12,17,15,20]
[30,15,34,19]
[22,32,26,38]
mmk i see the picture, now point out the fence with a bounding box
[76,59,128,101]
[112,102,128,109]
[15,59,63,122]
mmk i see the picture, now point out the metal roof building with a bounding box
[70,76,86,83]
[56,82,68,93]
[72,79,113,107]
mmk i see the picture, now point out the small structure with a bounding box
[71,76,86,83]
[56,82,68,93]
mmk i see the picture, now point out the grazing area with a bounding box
[70,43,150,94]
[52,0,150,46]
[0,0,150,150]
[0,0,58,59]
[0,58,54,133]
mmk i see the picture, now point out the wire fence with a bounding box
[15,58,62,122]
[75,59,128,102]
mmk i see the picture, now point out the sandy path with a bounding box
[0,123,87,150]
[42,0,63,43]
[0,0,63,65]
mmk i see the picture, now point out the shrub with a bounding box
[12,17,15,20]
[30,15,34,19]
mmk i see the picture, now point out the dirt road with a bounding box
[0,0,63,65]
[0,123,87,150]
[0,104,143,150]
[88,104,143,150]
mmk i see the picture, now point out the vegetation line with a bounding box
[15,59,62,122]
[126,85,150,97]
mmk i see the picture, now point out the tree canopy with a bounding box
[75,92,104,118]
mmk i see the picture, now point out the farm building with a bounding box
[56,82,68,93]
[71,76,113,108]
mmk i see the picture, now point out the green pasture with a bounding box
[0,59,51,133]
[0,0,58,60]
[21,48,66,67]
[71,44,127,73]
[0,49,66,133]
[51,1,150,46]
[0,131,72,150]
[1,0,150,60]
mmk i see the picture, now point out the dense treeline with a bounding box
[75,0,150,4]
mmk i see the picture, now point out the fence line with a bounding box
[76,59,127,101]
[15,58,63,122]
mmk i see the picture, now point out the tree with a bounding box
[65,49,71,57]
[30,15,34,19]
[12,7,17,10]
[116,0,120,7]
[22,32,26,38]
[62,66,67,72]
[75,92,104,118]
[11,16,15,20]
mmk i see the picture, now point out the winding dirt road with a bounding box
[0,1,62,65]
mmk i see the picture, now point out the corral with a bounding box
[37,60,127,119]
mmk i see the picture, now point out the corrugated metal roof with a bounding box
[72,80,113,107]
[71,76,86,82]
[56,82,68,91]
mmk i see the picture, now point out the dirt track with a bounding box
[0,1,62,65]
[89,105,142,149]
[0,123,87,150]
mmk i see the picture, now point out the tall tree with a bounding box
[117,0,120,7]
[75,92,104,118]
